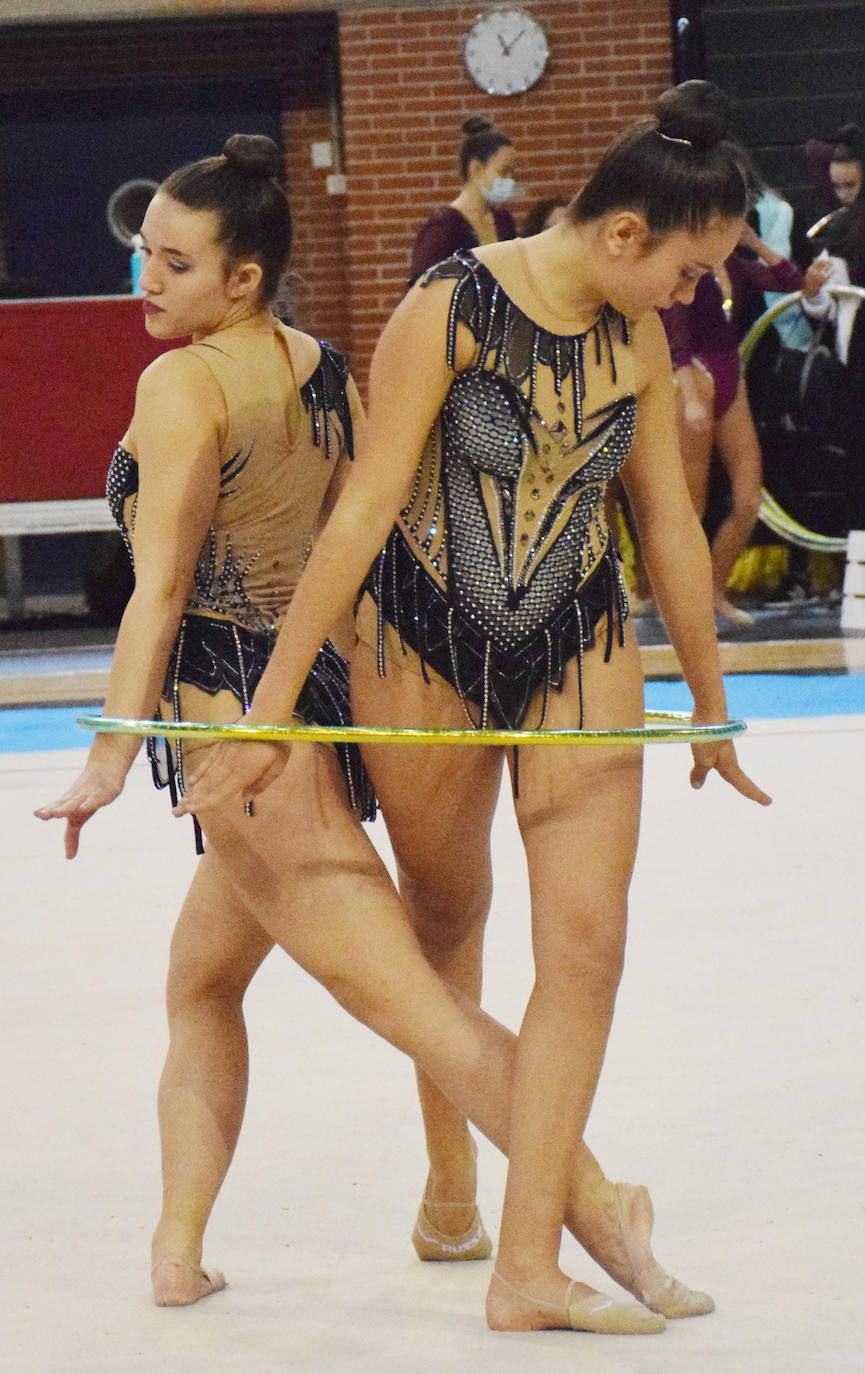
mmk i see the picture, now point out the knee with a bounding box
[400,872,492,961]
[540,913,627,1001]
[732,485,762,528]
[165,955,249,1021]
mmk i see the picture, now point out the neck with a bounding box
[453,184,491,222]
[521,221,606,324]
[193,300,271,342]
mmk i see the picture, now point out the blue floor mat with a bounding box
[646,673,865,719]
[1,674,863,754]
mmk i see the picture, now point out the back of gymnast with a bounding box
[176,84,770,1333]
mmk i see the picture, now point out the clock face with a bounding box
[464,7,550,96]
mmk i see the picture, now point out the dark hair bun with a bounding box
[655,80,731,152]
[222,133,282,180]
[833,123,864,153]
[462,115,494,138]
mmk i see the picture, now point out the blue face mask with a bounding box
[482,176,517,206]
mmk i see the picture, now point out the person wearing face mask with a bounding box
[408,116,518,286]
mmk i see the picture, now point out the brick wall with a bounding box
[338,1,673,393]
[283,105,351,353]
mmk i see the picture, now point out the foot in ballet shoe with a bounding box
[613,1183,715,1318]
[412,1199,493,1261]
[151,1255,227,1307]
[486,1270,666,1334]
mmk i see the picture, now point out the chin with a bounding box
[143,312,182,339]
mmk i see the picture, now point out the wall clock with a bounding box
[463,6,550,96]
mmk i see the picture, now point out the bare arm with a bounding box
[621,312,770,804]
[34,350,222,853]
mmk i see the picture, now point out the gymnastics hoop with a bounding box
[739,285,865,555]
[78,712,745,748]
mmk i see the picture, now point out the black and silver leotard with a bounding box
[360,252,637,729]
[107,323,375,831]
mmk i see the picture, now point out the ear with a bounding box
[603,211,652,259]
[228,260,264,300]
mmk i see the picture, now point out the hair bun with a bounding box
[655,80,731,153]
[833,123,864,152]
[223,133,282,180]
[462,115,494,138]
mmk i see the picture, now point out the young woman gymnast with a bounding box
[173,83,771,1334]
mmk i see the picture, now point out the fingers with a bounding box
[174,742,290,816]
[65,819,83,860]
[690,744,772,806]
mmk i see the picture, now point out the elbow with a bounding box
[125,578,188,622]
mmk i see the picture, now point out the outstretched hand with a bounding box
[172,739,289,817]
[689,739,771,805]
[34,763,126,859]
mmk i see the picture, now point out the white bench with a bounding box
[0,499,115,620]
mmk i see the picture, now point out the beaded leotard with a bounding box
[360,252,637,729]
[107,322,375,830]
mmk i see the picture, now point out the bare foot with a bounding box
[486,1269,665,1334]
[151,1255,227,1307]
[714,597,754,626]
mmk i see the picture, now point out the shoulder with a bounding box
[630,309,673,392]
[278,324,324,387]
[492,207,518,240]
[134,345,223,411]
[417,206,468,233]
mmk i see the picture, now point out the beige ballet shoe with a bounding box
[613,1183,715,1318]
[412,1199,493,1262]
[151,1254,228,1307]
[488,1269,666,1334]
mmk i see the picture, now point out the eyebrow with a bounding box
[140,233,192,258]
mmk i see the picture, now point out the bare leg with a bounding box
[485,632,651,1330]
[711,380,763,621]
[151,850,273,1305]
[674,363,715,520]
[154,720,709,1323]
[352,645,501,1251]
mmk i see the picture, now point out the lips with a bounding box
[142,300,164,315]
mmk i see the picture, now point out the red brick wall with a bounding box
[283,105,351,354]
[338,1,673,394]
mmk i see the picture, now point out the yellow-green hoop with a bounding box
[739,285,865,554]
[78,711,745,748]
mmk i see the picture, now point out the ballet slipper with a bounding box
[611,1183,715,1318]
[487,1269,666,1334]
[412,1199,493,1261]
[151,1254,227,1307]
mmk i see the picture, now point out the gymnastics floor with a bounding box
[2,672,864,1374]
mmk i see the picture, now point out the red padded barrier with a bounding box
[0,297,177,503]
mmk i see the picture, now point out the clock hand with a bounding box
[502,27,526,55]
[497,32,509,55]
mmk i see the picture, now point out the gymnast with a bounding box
[176,85,771,1334]
[35,131,733,1335]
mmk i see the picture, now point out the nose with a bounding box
[669,278,699,307]
[138,255,159,293]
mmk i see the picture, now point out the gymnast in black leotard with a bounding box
[181,85,771,1335]
[356,250,635,731]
